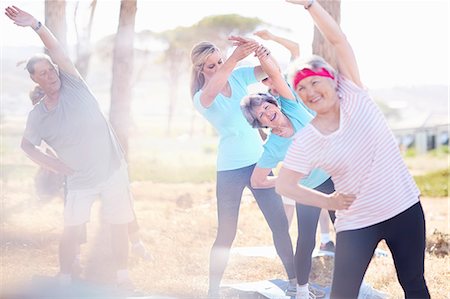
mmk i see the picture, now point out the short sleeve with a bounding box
[282,131,312,175]
[193,90,207,112]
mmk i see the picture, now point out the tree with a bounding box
[45,0,68,53]
[312,0,341,69]
[109,0,137,159]
[73,0,97,78]
[158,14,264,135]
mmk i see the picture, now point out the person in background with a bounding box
[190,39,297,298]
[276,0,430,298]
[254,28,335,252]
[5,5,137,292]
[28,86,152,263]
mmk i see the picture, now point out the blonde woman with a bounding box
[190,40,296,297]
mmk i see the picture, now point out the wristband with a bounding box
[304,0,315,10]
[33,21,42,31]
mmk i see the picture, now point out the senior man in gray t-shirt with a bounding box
[5,5,135,290]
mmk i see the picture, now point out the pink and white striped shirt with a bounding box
[283,76,420,232]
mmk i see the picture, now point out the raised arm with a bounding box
[286,0,362,87]
[254,29,300,61]
[255,44,296,100]
[5,5,80,78]
[199,41,258,108]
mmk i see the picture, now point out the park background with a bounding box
[1,0,449,298]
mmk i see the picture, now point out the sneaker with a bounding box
[319,241,335,252]
[358,282,388,299]
[285,281,296,296]
[296,286,317,299]
[309,285,326,298]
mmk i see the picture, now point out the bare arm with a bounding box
[5,5,80,78]
[199,41,259,108]
[229,35,295,101]
[286,0,362,87]
[254,29,300,61]
[251,166,277,189]
[254,43,296,101]
[276,166,355,210]
[21,137,74,176]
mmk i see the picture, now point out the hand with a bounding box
[254,30,274,41]
[229,39,259,62]
[5,6,37,28]
[285,0,309,5]
[53,159,75,176]
[228,35,257,47]
[254,44,271,61]
[328,192,356,210]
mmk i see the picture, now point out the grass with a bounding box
[414,168,449,197]
[1,119,449,298]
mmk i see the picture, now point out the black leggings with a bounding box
[331,202,430,299]
[295,178,336,285]
[209,164,295,292]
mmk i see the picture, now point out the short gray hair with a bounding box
[25,53,55,75]
[240,93,279,128]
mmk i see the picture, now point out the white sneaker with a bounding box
[296,285,317,299]
[358,282,388,299]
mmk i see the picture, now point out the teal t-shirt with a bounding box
[194,66,264,171]
[257,92,330,189]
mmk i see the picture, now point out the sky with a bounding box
[1,0,449,89]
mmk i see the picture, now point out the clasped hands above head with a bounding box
[228,35,270,58]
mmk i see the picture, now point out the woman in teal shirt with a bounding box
[190,40,296,297]
[240,43,335,299]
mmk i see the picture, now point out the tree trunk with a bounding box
[312,0,341,69]
[166,46,182,136]
[74,0,97,78]
[45,0,68,54]
[109,0,136,160]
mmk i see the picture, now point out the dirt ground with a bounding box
[1,179,449,298]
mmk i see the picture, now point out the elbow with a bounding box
[20,138,29,152]
[250,176,263,189]
[20,138,34,155]
[330,32,349,47]
[275,180,285,196]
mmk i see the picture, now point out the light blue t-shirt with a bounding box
[23,70,123,190]
[194,66,264,171]
[257,92,330,189]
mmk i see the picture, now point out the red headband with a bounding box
[293,68,335,89]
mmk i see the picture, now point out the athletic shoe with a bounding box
[296,286,317,299]
[285,281,297,296]
[319,241,335,252]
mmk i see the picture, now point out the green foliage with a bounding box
[414,168,449,197]
[429,145,449,157]
[157,14,265,64]
[404,147,416,158]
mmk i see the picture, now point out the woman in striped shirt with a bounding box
[276,0,430,298]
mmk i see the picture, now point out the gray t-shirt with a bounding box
[23,70,123,190]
